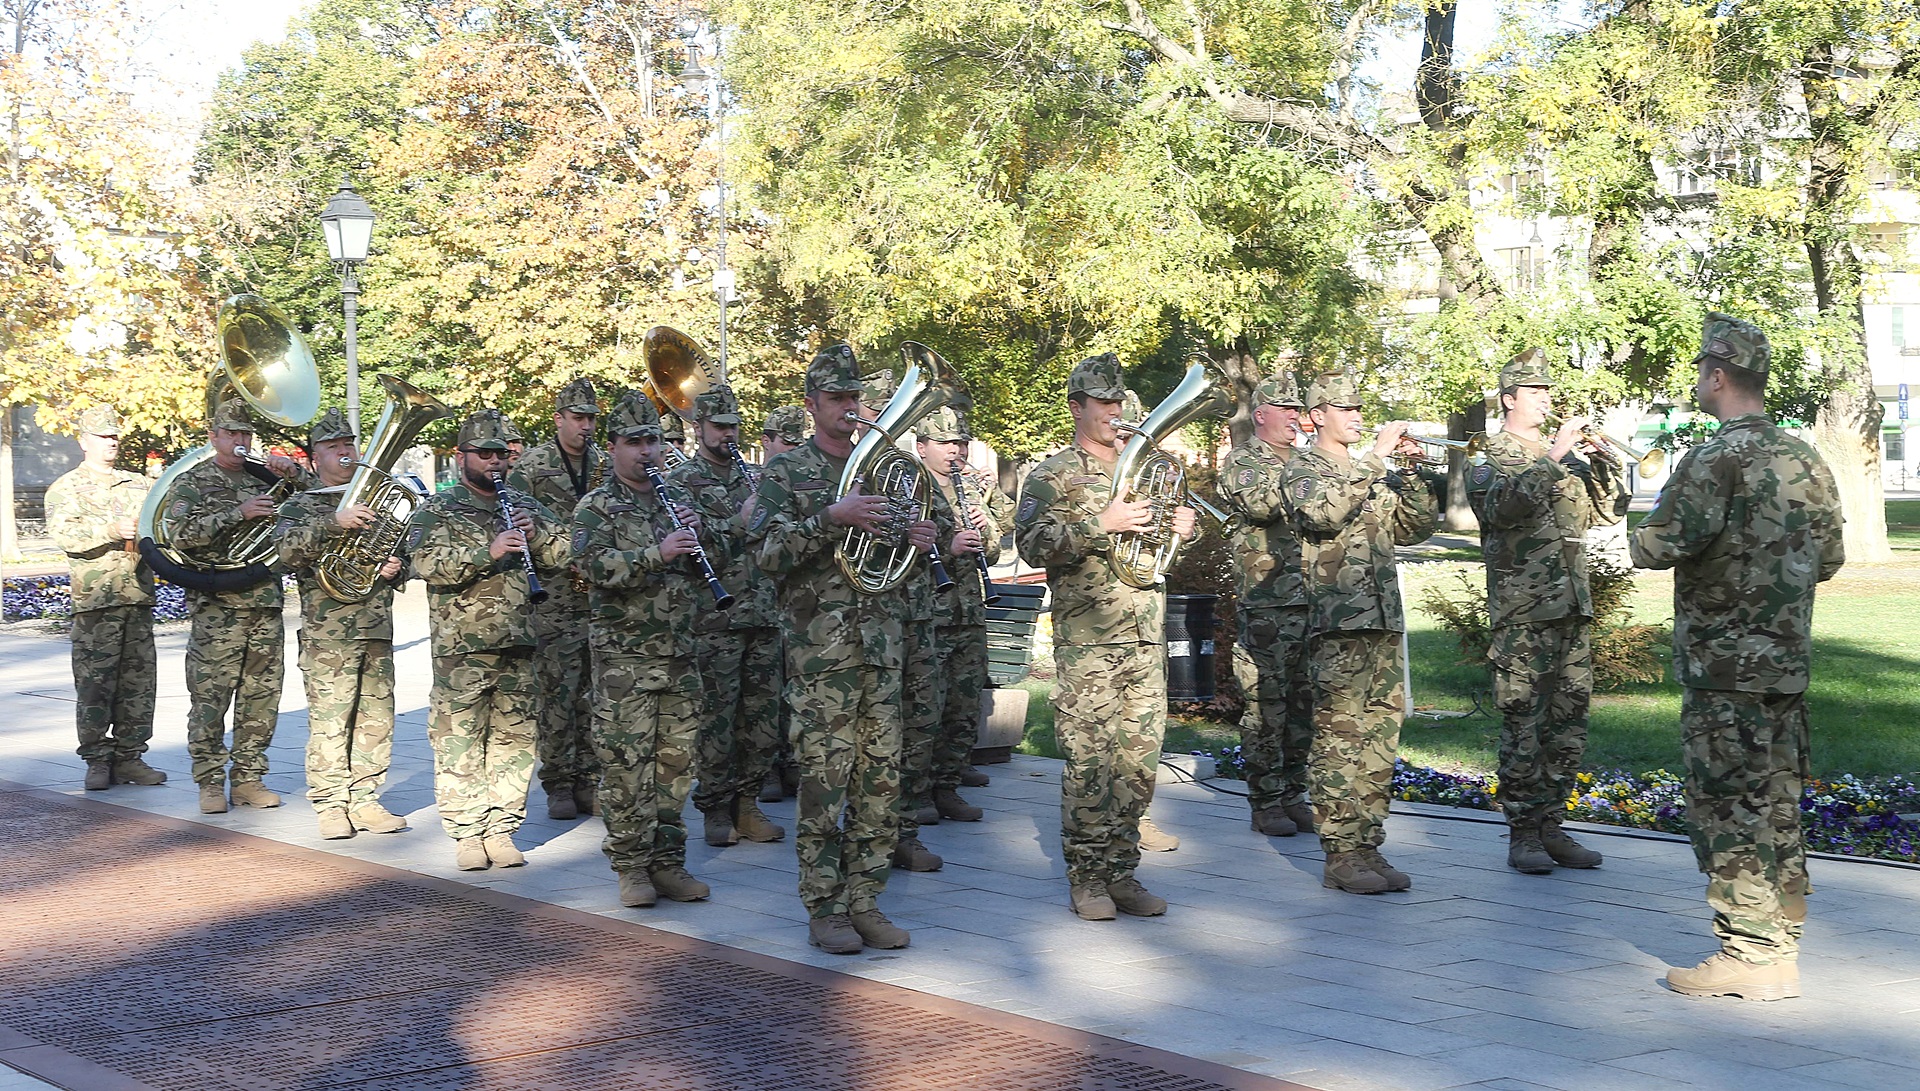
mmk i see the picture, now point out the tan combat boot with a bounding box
[198,782,229,814]
[1284,802,1317,834]
[702,808,739,847]
[1069,882,1117,921]
[572,780,598,816]
[1359,847,1412,891]
[1322,850,1390,894]
[650,865,711,902]
[84,762,113,792]
[349,802,409,834]
[1666,953,1800,1001]
[933,787,982,822]
[482,833,526,867]
[1108,876,1168,917]
[317,809,356,840]
[850,908,910,949]
[545,786,578,820]
[1250,807,1298,837]
[959,766,990,788]
[1540,816,1603,869]
[913,799,941,826]
[733,798,786,843]
[618,872,657,908]
[455,837,490,871]
[230,781,283,809]
[808,913,862,954]
[112,757,167,785]
[1137,814,1180,852]
[891,837,944,872]
[1507,822,1555,875]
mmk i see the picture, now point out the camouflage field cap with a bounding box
[806,343,866,394]
[1305,370,1363,410]
[660,409,684,440]
[556,377,600,416]
[1697,312,1770,378]
[456,409,513,452]
[211,396,258,432]
[605,390,663,439]
[308,408,354,445]
[693,384,742,425]
[1253,372,1305,409]
[1499,348,1552,392]
[78,405,123,436]
[501,416,525,443]
[1067,353,1126,401]
[762,404,807,443]
[918,406,967,443]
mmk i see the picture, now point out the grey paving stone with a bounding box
[1610,1048,1855,1091]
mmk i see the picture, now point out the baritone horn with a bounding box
[315,375,454,601]
[1543,414,1666,477]
[1108,361,1235,589]
[834,343,961,595]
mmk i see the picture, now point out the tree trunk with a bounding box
[1,404,18,563]
[1218,334,1260,449]
[1443,400,1484,533]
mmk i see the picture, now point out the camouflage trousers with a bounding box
[427,649,539,841]
[691,626,782,815]
[70,605,156,763]
[1682,687,1812,964]
[931,623,988,791]
[1307,630,1404,855]
[533,621,600,794]
[790,664,903,918]
[1053,642,1166,887]
[592,649,703,875]
[185,604,284,787]
[1236,607,1314,812]
[1491,620,1593,826]
[300,636,395,811]
[896,619,940,838]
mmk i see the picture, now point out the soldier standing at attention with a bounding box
[1015,353,1194,922]
[407,410,569,871]
[1218,373,1317,838]
[274,408,410,840]
[507,378,609,821]
[749,344,931,954]
[573,392,714,908]
[755,404,808,803]
[168,395,311,814]
[1280,371,1436,895]
[672,384,785,849]
[918,407,1011,810]
[1467,349,1629,874]
[1630,314,1843,1002]
[44,405,164,791]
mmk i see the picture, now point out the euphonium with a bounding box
[1109,361,1234,589]
[835,342,962,594]
[316,374,454,601]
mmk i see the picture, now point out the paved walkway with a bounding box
[3,591,1919,1090]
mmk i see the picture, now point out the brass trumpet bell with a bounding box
[212,294,322,426]
[1544,414,1666,477]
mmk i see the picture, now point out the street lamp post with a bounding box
[318,179,376,438]
[680,32,729,383]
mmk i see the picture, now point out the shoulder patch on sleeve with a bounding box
[1291,476,1315,500]
[749,503,770,533]
[1016,495,1039,524]
[406,523,425,550]
[1470,463,1494,486]
[571,527,589,555]
[1236,467,1256,487]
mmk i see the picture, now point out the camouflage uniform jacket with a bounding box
[571,475,698,658]
[932,472,1012,628]
[167,458,314,609]
[749,439,903,673]
[1280,446,1437,635]
[507,439,609,630]
[1218,437,1305,610]
[1627,414,1844,694]
[668,453,774,631]
[890,482,957,626]
[1467,430,1630,628]
[44,465,155,612]
[273,488,395,642]
[406,482,569,657]
[1014,445,1163,647]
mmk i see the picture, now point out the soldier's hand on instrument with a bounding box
[266,453,301,477]
[239,495,278,520]
[333,503,376,531]
[950,529,983,556]
[827,482,889,533]
[490,528,528,559]
[673,504,702,533]
[661,527,701,559]
[1371,421,1410,459]
[965,506,992,534]
[508,507,534,534]
[905,519,937,553]
[379,555,404,580]
[1096,497,1154,534]
[116,517,137,540]
[1172,505,1198,541]
[1549,416,1590,461]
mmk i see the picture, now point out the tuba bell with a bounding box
[315,374,454,601]
[1109,361,1234,589]
[834,343,963,594]
[642,325,718,471]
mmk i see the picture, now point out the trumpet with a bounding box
[1543,414,1666,477]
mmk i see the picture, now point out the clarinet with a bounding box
[948,460,1001,605]
[724,440,761,486]
[491,473,548,605]
[643,463,735,610]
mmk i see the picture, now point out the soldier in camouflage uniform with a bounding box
[407,410,570,871]
[749,344,931,954]
[919,406,1013,808]
[572,392,715,907]
[274,408,410,840]
[1630,314,1844,1002]
[670,384,785,848]
[1280,371,1437,895]
[44,405,164,791]
[1015,353,1194,922]
[506,378,609,821]
[168,396,313,814]
[1218,373,1317,838]
[755,404,809,803]
[661,408,687,467]
[1467,349,1630,874]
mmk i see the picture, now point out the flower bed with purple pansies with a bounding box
[3,574,188,622]
[1198,747,1920,863]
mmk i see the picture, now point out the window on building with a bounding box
[1498,169,1544,202]
[1886,428,1905,462]
[1495,246,1544,293]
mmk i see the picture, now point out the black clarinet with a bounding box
[491,473,548,604]
[948,459,1001,605]
[903,465,955,594]
[644,463,734,610]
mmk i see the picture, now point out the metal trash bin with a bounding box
[1165,593,1217,701]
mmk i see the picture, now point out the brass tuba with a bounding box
[138,295,322,592]
[643,325,716,471]
[1109,361,1235,589]
[834,343,963,594]
[316,374,453,601]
